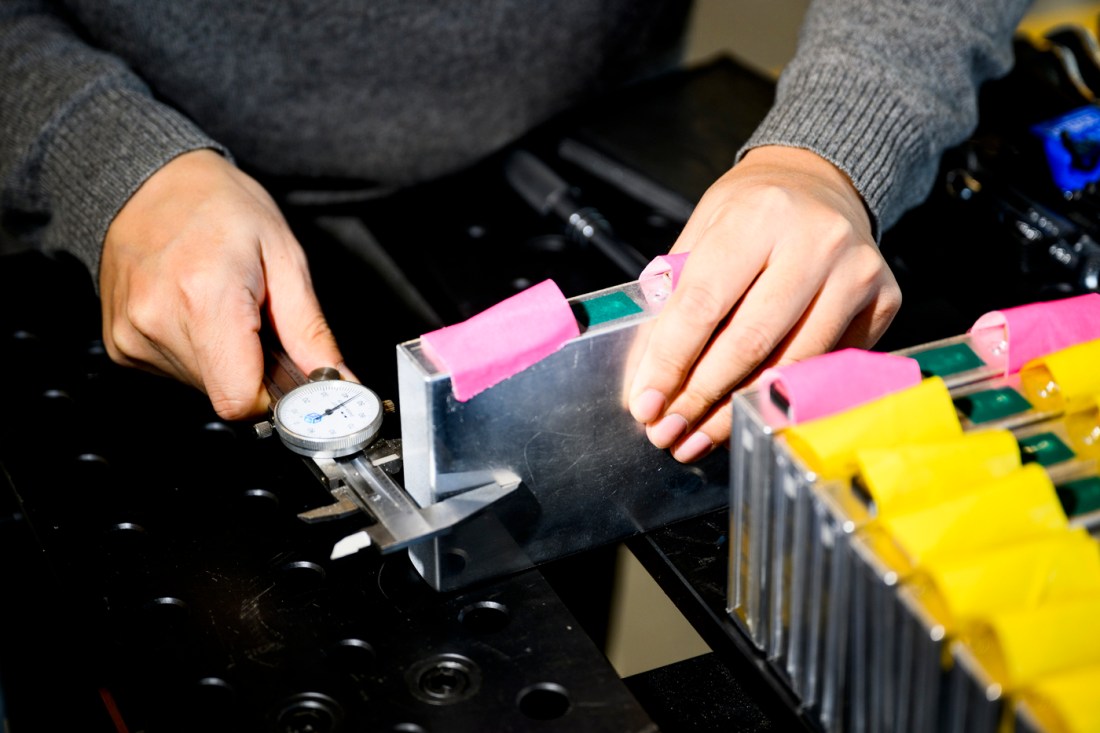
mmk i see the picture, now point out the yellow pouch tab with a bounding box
[854,429,1020,517]
[1020,338,1100,412]
[964,595,1100,691]
[1019,663,1100,733]
[784,377,961,480]
[908,528,1100,632]
[879,463,1067,570]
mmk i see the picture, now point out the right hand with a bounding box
[625,146,901,462]
[101,149,347,420]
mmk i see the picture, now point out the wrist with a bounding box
[740,145,875,240]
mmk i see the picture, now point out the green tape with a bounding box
[1018,432,1076,467]
[954,387,1032,424]
[574,291,642,328]
[912,343,985,377]
[1057,477,1100,516]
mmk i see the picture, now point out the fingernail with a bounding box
[336,360,360,383]
[631,388,666,423]
[673,432,715,463]
[647,413,688,449]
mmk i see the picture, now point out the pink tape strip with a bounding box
[757,348,923,424]
[968,293,1100,375]
[639,252,690,304]
[420,279,580,402]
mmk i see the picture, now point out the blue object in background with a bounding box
[1033,105,1100,193]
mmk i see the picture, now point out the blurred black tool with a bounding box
[1045,24,1100,98]
[504,149,650,278]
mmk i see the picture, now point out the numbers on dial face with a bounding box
[276,381,381,440]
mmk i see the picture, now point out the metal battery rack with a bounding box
[728,330,1100,733]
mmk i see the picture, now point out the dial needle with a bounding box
[321,394,356,418]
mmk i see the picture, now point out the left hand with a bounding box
[100,150,349,421]
[626,145,902,462]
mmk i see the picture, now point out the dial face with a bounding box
[273,380,383,457]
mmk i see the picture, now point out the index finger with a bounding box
[627,229,766,422]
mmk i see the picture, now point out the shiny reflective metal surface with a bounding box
[301,450,519,554]
[262,344,518,555]
[397,279,729,591]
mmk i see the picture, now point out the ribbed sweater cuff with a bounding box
[40,84,227,282]
[739,61,930,239]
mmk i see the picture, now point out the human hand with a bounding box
[100,149,347,420]
[627,146,902,462]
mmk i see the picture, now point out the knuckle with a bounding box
[124,296,165,336]
[684,380,731,414]
[675,283,729,330]
[800,329,836,356]
[108,300,161,364]
[761,184,797,209]
[175,268,219,316]
[875,286,902,319]
[730,321,776,370]
[209,393,253,421]
[882,278,903,312]
[646,344,690,384]
[860,258,902,317]
[749,185,795,214]
[875,282,904,332]
[850,252,886,290]
[102,325,136,366]
[300,311,336,347]
[817,216,858,258]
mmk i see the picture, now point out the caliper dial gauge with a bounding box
[272,379,384,458]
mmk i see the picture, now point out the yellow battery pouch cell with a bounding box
[907,528,1100,632]
[963,595,1100,691]
[854,429,1021,517]
[878,463,1067,570]
[1018,663,1100,733]
[1062,396,1100,461]
[1020,338,1100,412]
[784,377,962,480]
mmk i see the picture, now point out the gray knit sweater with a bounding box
[0,0,1030,280]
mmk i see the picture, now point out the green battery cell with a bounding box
[954,387,1033,424]
[912,342,986,377]
[1056,476,1100,517]
[1018,432,1076,467]
[573,291,643,328]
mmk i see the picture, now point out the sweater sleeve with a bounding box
[740,0,1034,237]
[0,0,228,281]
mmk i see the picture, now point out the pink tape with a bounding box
[968,293,1100,375]
[420,279,580,402]
[757,348,923,424]
[639,252,690,305]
